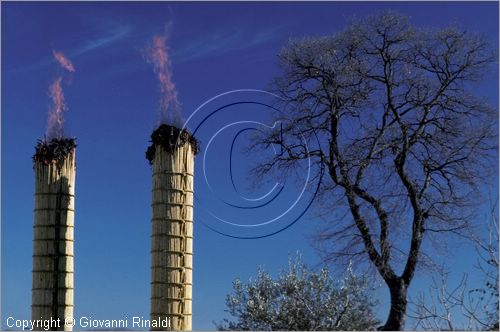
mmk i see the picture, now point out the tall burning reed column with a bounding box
[147,125,198,330]
[32,139,76,330]
[32,49,76,330]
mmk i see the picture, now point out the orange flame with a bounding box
[144,35,182,126]
[46,77,66,139]
[46,50,74,139]
[53,50,75,72]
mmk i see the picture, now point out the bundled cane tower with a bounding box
[147,125,198,330]
[32,138,76,330]
[32,49,76,331]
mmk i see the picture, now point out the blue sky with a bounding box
[2,1,498,330]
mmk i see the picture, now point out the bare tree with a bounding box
[253,12,497,330]
[472,199,499,330]
[408,200,499,330]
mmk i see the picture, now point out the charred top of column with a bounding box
[146,124,199,165]
[33,138,76,169]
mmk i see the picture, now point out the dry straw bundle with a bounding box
[148,125,197,330]
[32,139,76,331]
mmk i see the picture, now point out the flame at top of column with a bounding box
[45,50,75,140]
[144,33,182,127]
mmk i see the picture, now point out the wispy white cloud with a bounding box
[6,23,132,74]
[173,26,283,63]
[72,24,132,57]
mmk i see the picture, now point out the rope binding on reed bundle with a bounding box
[146,124,199,164]
[33,138,77,170]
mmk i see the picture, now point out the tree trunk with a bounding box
[380,278,408,331]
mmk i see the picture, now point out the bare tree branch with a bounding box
[251,11,497,330]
